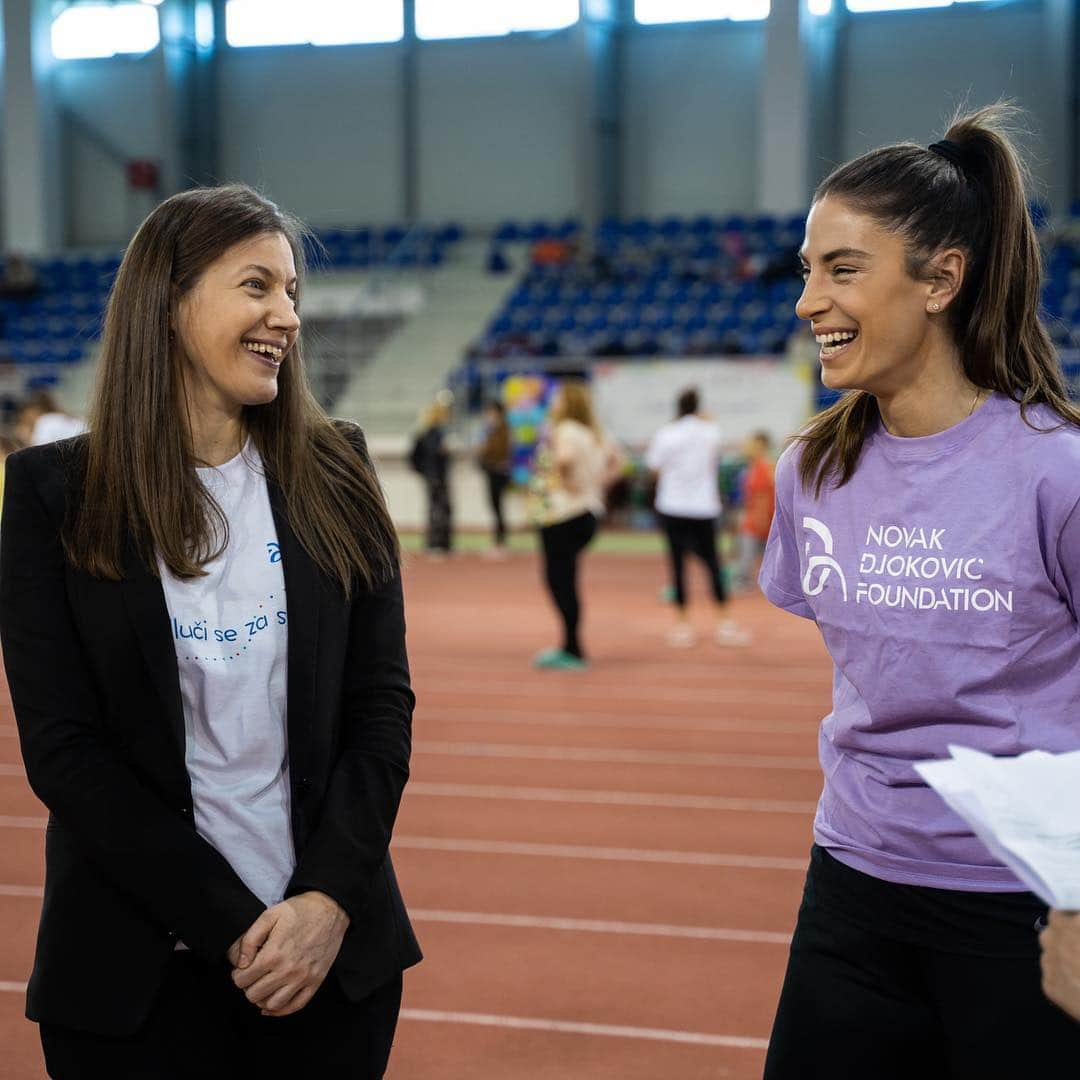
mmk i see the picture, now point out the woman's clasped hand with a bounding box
[228,891,351,1017]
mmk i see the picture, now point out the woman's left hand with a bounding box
[230,891,351,1017]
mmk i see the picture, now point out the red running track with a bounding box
[0,548,830,1078]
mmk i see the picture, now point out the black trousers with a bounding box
[485,469,510,545]
[657,513,726,608]
[539,512,597,657]
[41,953,403,1080]
[764,846,1080,1079]
[424,476,452,551]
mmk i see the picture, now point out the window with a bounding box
[416,0,580,41]
[634,0,770,23]
[846,0,983,11]
[225,0,403,47]
[51,3,160,60]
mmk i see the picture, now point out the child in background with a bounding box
[739,431,775,590]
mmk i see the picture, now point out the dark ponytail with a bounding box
[796,103,1080,497]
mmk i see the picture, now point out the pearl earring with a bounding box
[931,303,941,312]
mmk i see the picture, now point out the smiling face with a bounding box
[797,196,943,396]
[174,231,301,422]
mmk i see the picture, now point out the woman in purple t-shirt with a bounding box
[761,105,1080,1076]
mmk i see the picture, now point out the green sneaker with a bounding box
[532,648,588,671]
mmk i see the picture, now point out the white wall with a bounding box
[44,2,1073,247]
[218,43,405,227]
[417,32,582,224]
[622,22,765,217]
[841,4,1057,202]
[53,54,165,246]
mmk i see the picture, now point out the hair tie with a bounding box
[928,140,966,172]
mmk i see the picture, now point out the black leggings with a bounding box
[764,846,1080,1079]
[657,514,726,608]
[485,469,510,545]
[539,512,597,658]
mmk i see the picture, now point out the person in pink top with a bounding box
[760,105,1080,1075]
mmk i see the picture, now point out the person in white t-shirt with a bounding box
[645,388,749,647]
[0,184,419,1077]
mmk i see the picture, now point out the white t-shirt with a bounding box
[645,414,723,519]
[159,443,294,909]
[30,412,87,445]
[538,419,608,526]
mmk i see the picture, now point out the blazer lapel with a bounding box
[119,542,187,759]
[267,477,320,781]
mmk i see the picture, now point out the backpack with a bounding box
[408,433,427,474]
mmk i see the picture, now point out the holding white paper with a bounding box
[915,746,1080,909]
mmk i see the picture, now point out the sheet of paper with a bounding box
[915,746,1080,909]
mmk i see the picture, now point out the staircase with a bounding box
[334,239,520,446]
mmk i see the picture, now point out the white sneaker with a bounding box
[715,620,751,647]
[666,624,697,648]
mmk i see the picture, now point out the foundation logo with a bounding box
[802,516,848,601]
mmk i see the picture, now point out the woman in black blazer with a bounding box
[0,184,421,1078]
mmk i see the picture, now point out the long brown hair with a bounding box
[67,183,398,594]
[553,379,601,434]
[796,103,1080,497]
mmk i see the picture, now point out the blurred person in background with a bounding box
[645,388,750,647]
[530,379,620,670]
[0,252,41,301]
[0,183,419,1079]
[0,433,18,519]
[477,399,512,558]
[761,106,1080,1077]
[409,397,453,557]
[1041,911,1080,1021]
[738,430,775,591]
[14,389,87,446]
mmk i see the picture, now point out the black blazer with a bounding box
[0,427,421,1037]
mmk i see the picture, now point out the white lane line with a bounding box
[394,836,806,871]
[406,781,815,815]
[416,660,820,686]
[410,909,791,945]
[415,741,819,771]
[415,680,824,709]
[0,886,793,948]
[0,981,27,993]
[419,706,818,736]
[0,815,45,829]
[417,658,828,686]
[399,1008,768,1050]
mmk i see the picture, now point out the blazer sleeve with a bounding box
[285,425,414,922]
[0,449,265,960]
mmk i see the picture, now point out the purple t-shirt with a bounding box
[761,392,1080,891]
